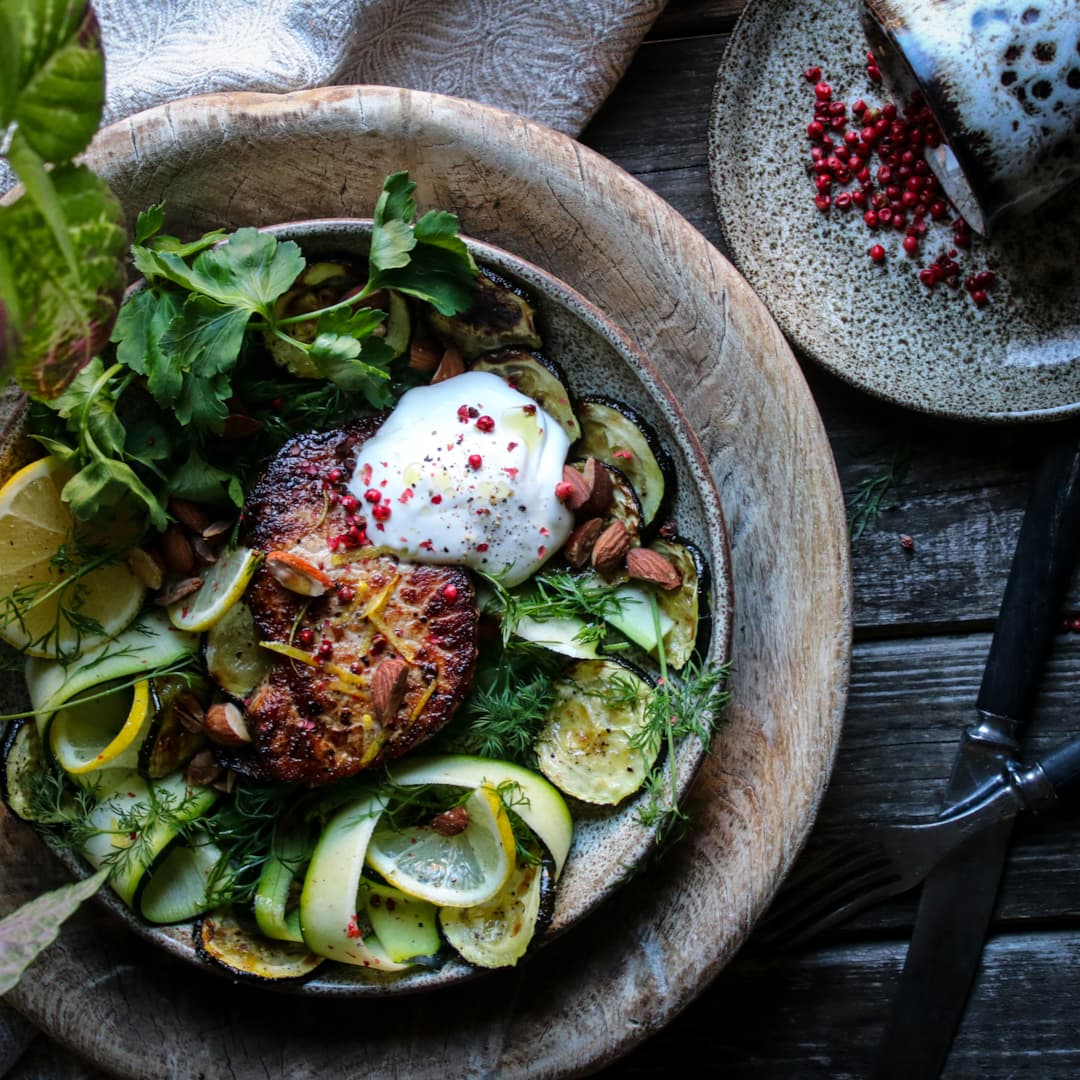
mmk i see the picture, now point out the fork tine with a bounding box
[754,841,902,947]
[775,876,914,947]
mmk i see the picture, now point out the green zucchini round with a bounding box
[196,906,324,982]
[426,267,542,359]
[1,719,47,822]
[574,396,674,528]
[533,658,658,806]
[471,348,580,441]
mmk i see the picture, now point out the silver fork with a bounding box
[755,731,1080,948]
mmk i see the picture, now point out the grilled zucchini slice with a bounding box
[439,848,555,969]
[471,349,580,440]
[534,658,658,806]
[1,719,47,822]
[197,906,323,982]
[575,397,674,527]
[426,268,542,359]
[204,599,272,699]
[652,538,711,669]
[138,675,209,779]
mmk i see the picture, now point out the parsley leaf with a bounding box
[364,172,476,315]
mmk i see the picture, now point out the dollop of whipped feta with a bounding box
[349,371,573,586]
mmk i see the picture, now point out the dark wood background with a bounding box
[585,1,1080,1076]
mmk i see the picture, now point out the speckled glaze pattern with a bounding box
[864,0,1080,235]
[712,0,1080,422]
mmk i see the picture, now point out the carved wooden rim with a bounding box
[1,86,851,1078]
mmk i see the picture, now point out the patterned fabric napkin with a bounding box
[0,0,665,1075]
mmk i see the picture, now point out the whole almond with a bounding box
[185,749,222,788]
[559,464,591,510]
[168,497,211,534]
[578,457,614,517]
[626,547,683,590]
[409,337,442,371]
[204,702,252,748]
[126,546,165,591]
[563,517,604,568]
[431,346,466,383]
[431,806,470,836]
[265,550,333,596]
[591,520,630,573]
[161,524,196,576]
[372,657,410,722]
[155,575,204,606]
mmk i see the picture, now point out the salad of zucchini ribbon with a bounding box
[0,173,729,986]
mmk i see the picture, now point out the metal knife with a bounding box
[872,424,1080,1080]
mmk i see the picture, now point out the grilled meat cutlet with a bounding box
[238,418,478,785]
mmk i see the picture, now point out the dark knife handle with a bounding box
[976,424,1080,724]
[1028,736,1080,803]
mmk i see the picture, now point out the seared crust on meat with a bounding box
[237,420,478,785]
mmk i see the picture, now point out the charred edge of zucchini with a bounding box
[470,348,581,442]
[1,718,46,821]
[195,906,324,983]
[533,848,558,940]
[575,396,676,530]
[425,266,543,360]
[139,675,209,780]
[654,536,713,666]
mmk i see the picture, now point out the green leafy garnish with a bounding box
[0,0,125,396]
[0,865,109,994]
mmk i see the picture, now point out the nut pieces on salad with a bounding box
[0,173,729,988]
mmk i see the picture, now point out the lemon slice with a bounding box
[49,678,153,777]
[385,755,573,878]
[167,545,261,632]
[365,785,515,908]
[0,457,145,657]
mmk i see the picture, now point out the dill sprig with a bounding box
[194,781,301,906]
[848,450,910,540]
[480,569,623,649]
[0,538,123,662]
[631,595,732,845]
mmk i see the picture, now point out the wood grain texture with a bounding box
[0,86,850,1077]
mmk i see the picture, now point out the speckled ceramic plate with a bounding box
[0,220,733,995]
[710,0,1080,422]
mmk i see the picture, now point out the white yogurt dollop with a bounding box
[350,371,573,587]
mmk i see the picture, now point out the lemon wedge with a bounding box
[365,784,516,908]
[49,678,153,777]
[0,457,145,657]
[167,545,261,632]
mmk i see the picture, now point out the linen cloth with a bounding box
[0,0,665,1075]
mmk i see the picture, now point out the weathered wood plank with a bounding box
[651,0,744,37]
[768,631,1080,935]
[601,932,1080,1077]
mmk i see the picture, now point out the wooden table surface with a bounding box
[586,1,1080,1076]
[4,3,1077,1078]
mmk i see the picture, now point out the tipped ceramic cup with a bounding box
[862,0,1080,235]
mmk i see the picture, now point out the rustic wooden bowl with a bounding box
[0,86,851,1077]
